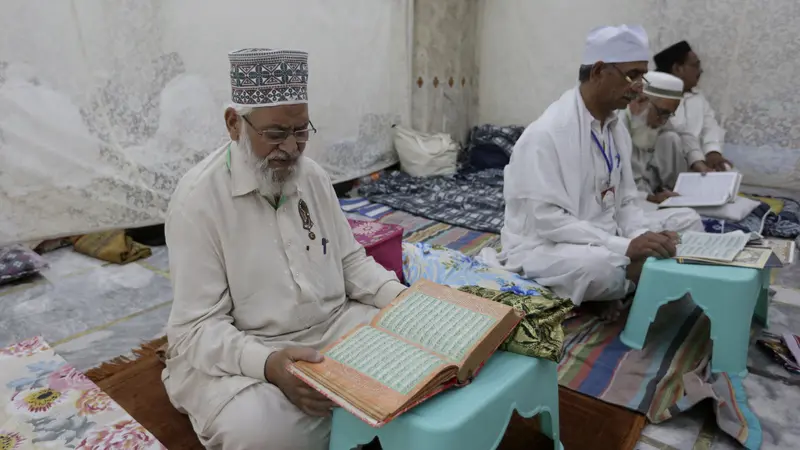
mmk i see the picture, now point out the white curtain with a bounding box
[478,0,800,193]
[0,0,411,246]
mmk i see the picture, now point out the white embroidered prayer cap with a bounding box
[228,48,309,108]
[642,71,684,100]
[581,25,650,65]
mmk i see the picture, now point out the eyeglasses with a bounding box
[645,98,675,120]
[610,64,649,86]
[241,116,317,144]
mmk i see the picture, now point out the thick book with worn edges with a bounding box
[287,280,523,427]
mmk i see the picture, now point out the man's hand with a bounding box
[265,347,335,417]
[626,231,677,261]
[691,161,711,174]
[647,189,679,204]
[705,151,732,172]
[660,231,680,246]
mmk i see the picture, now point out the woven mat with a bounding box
[85,338,645,450]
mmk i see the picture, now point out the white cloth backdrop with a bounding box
[478,0,800,194]
[0,0,411,246]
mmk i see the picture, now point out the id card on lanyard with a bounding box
[591,129,616,188]
[592,129,619,212]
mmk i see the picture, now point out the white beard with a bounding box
[238,130,301,199]
[630,109,661,150]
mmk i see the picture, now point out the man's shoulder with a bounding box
[169,145,229,218]
[296,156,334,190]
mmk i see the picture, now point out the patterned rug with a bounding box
[82,337,645,450]
[376,210,500,257]
[0,337,166,449]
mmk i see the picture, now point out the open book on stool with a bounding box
[674,231,783,269]
[288,279,524,427]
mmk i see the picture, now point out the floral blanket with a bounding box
[0,337,165,449]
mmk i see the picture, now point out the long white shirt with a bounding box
[501,87,649,262]
[669,89,725,155]
[162,141,405,432]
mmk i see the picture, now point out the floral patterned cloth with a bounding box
[403,242,546,295]
[0,337,165,449]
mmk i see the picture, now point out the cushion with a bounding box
[0,245,47,285]
[347,219,404,283]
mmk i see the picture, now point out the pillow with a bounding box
[694,196,761,222]
[0,245,48,285]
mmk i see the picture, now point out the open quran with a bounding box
[287,279,523,427]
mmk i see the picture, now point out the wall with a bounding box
[411,0,480,143]
[476,0,800,191]
[477,0,648,126]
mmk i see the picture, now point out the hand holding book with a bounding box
[266,347,335,417]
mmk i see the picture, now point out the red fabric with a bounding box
[347,219,404,283]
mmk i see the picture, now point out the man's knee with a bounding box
[573,251,622,284]
[657,130,682,149]
[205,384,329,450]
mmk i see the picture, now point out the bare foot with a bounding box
[580,299,622,322]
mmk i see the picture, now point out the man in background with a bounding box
[618,71,705,231]
[489,25,688,319]
[654,40,732,171]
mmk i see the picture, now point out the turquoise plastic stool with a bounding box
[621,258,771,376]
[328,351,563,450]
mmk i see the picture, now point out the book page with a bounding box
[677,231,749,261]
[665,172,740,207]
[325,326,445,396]
[375,290,498,363]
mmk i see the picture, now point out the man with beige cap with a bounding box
[162,48,403,450]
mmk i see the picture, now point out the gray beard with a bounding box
[630,111,661,150]
[238,131,300,199]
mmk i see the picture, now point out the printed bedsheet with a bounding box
[0,337,165,449]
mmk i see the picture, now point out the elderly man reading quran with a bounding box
[654,40,732,172]
[161,48,405,450]
[618,72,705,230]
[486,25,697,317]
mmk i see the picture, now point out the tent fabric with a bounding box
[0,0,411,246]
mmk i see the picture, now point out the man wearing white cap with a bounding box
[488,25,683,316]
[624,71,709,201]
[618,72,705,231]
[162,49,403,449]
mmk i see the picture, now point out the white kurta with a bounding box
[162,141,405,450]
[618,109,705,234]
[493,87,651,305]
[669,89,726,155]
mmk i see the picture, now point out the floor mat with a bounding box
[559,299,762,449]
[378,210,501,256]
[85,337,203,450]
[85,338,645,450]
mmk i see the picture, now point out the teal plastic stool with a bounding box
[621,258,771,376]
[328,351,563,450]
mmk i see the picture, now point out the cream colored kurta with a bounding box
[162,141,405,448]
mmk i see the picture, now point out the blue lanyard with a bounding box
[590,130,615,175]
